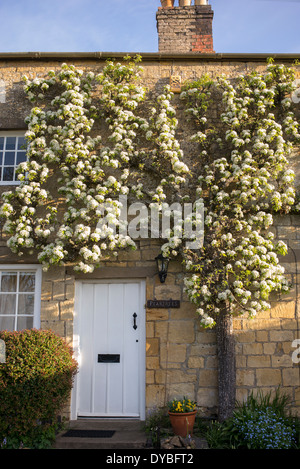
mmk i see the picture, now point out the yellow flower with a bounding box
[168,396,197,413]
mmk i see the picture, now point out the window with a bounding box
[0,266,41,331]
[0,131,27,184]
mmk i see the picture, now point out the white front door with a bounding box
[74,280,145,419]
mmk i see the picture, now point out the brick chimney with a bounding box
[156,1,214,54]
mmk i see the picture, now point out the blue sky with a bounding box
[0,0,299,54]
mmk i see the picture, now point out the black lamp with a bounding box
[155,253,169,283]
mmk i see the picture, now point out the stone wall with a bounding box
[0,54,299,418]
[233,214,300,413]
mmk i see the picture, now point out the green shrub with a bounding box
[0,329,78,448]
[205,389,300,449]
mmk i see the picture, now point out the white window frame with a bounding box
[0,130,27,185]
[0,265,42,331]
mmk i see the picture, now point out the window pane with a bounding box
[0,295,16,315]
[0,269,38,331]
[4,153,15,166]
[17,137,27,150]
[1,273,17,292]
[3,167,14,181]
[17,316,33,331]
[18,294,34,315]
[19,273,35,292]
[16,152,26,164]
[0,316,15,331]
[5,137,16,150]
[0,136,26,184]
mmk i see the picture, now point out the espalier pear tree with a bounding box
[0,57,188,272]
[180,61,300,420]
[1,57,299,421]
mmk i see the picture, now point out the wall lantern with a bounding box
[155,253,169,283]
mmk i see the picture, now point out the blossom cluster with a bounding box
[181,63,300,328]
[0,58,190,273]
[147,86,192,260]
[1,60,146,272]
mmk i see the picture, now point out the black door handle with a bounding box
[133,313,137,330]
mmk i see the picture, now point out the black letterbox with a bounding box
[98,354,120,363]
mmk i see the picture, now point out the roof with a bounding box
[0,52,299,63]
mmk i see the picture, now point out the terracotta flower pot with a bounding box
[179,0,191,6]
[161,0,174,7]
[168,411,196,437]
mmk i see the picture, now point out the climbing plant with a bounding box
[0,56,189,273]
[179,60,300,420]
[181,61,300,329]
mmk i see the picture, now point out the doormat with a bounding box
[62,429,115,438]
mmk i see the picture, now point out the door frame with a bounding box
[71,278,146,420]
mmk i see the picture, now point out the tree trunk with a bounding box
[216,307,236,422]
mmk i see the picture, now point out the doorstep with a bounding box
[53,419,148,450]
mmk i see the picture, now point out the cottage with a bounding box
[0,1,299,422]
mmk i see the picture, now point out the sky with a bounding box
[0,0,299,54]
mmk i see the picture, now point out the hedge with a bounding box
[0,328,78,448]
